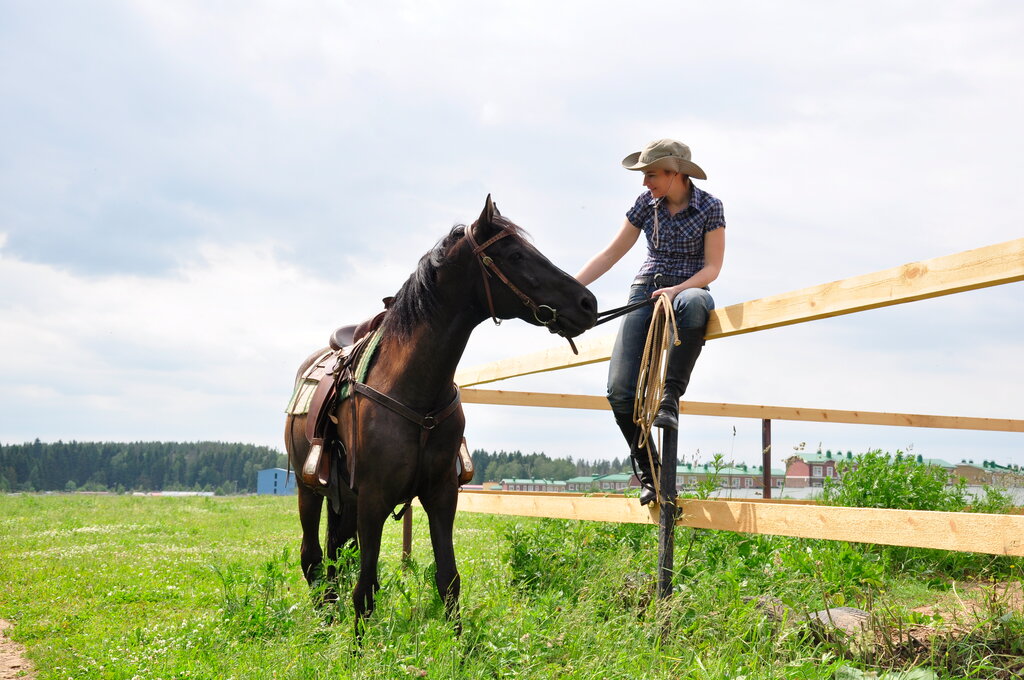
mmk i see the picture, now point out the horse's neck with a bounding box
[377,311,478,409]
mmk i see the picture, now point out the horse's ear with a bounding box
[472,194,498,241]
[479,194,496,227]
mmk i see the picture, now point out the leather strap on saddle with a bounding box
[300,322,385,492]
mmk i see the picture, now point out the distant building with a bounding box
[677,463,786,491]
[785,452,847,488]
[566,474,605,492]
[147,491,215,497]
[257,468,296,495]
[954,459,1021,485]
[592,473,636,492]
[500,478,567,493]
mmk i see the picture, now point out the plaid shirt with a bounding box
[626,185,725,279]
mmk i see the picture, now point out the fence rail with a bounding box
[461,388,1024,433]
[450,491,1024,557]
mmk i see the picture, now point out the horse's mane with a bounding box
[384,217,529,337]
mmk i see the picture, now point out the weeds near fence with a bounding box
[822,449,1021,580]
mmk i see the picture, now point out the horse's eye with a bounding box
[508,251,525,264]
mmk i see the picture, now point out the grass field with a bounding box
[1,493,1022,679]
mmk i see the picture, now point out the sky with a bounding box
[1,1,1022,470]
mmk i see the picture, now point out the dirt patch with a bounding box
[910,580,1024,627]
[0,620,35,680]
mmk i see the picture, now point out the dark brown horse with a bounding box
[284,196,596,633]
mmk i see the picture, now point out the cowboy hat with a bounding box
[621,139,707,179]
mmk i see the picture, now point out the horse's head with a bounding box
[466,195,597,338]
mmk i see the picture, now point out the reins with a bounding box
[593,297,657,327]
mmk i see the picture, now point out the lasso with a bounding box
[631,293,679,505]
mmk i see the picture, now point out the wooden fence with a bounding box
[411,238,1024,587]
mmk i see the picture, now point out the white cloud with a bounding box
[1,1,1022,468]
[0,239,385,443]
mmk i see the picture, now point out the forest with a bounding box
[0,440,287,494]
[0,441,629,493]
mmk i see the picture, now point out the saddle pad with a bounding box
[285,349,336,415]
[284,329,385,415]
[337,328,384,402]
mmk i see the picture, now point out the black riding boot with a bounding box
[613,411,660,506]
[652,327,706,430]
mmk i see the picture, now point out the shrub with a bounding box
[820,449,967,511]
[820,449,1022,580]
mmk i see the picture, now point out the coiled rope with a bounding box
[631,293,680,505]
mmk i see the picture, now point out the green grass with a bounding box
[1,494,1021,679]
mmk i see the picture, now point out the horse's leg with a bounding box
[297,485,325,593]
[352,498,388,637]
[420,484,462,634]
[325,500,358,601]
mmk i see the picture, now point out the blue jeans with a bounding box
[606,276,715,415]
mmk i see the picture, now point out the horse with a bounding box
[284,196,597,634]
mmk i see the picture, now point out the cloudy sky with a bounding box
[2,1,1022,469]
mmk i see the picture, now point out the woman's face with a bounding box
[642,168,679,198]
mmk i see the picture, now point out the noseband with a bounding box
[465,223,579,354]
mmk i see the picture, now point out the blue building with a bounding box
[257,468,297,495]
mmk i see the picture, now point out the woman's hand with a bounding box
[651,284,682,300]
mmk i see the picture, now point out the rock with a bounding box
[806,606,872,636]
[834,667,938,680]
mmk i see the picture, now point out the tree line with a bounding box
[469,448,627,485]
[0,440,631,494]
[0,440,287,494]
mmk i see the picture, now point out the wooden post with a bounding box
[657,427,678,599]
[762,419,772,499]
[402,505,413,562]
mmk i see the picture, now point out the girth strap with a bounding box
[350,382,462,433]
[349,381,462,520]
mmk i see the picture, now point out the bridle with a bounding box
[465,221,579,354]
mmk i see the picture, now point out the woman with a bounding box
[575,139,726,505]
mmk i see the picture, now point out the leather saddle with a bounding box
[329,301,390,351]
[300,298,393,508]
